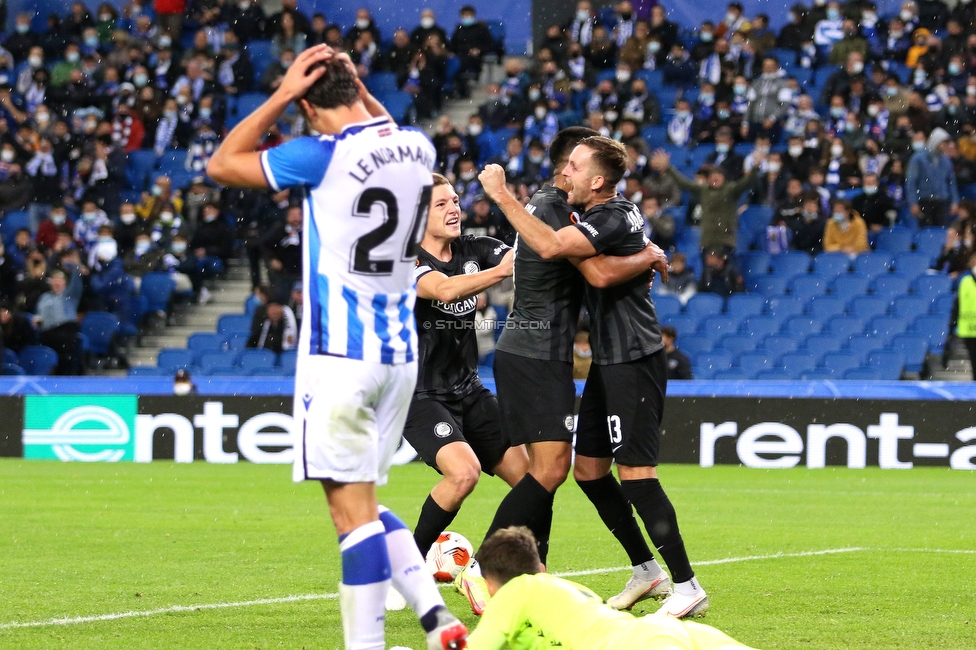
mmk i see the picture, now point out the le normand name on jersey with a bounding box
[347,142,436,184]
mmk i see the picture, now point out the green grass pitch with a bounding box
[1,459,973,649]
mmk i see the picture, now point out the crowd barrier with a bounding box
[1,379,974,470]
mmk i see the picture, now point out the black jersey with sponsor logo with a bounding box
[495,185,584,363]
[414,236,510,399]
[574,195,664,365]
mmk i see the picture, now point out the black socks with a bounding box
[414,494,459,557]
[578,473,654,567]
[621,478,694,583]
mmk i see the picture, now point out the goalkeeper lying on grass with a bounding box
[467,527,754,650]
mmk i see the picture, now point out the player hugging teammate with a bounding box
[472,132,708,619]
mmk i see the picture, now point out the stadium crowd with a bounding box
[0,0,972,378]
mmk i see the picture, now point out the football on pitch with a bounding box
[425,531,473,582]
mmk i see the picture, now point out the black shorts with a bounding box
[574,350,667,467]
[403,386,509,476]
[494,350,576,446]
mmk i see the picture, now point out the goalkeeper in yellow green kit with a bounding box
[467,527,754,650]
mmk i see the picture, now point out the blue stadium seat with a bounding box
[812,252,852,279]
[911,315,950,352]
[739,316,780,338]
[752,275,790,296]
[846,334,886,362]
[760,334,800,355]
[853,251,894,279]
[781,352,818,376]
[249,367,286,376]
[725,293,765,320]
[636,69,663,87]
[866,316,908,343]
[187,333,226,354]
[741,251,772,279]
[245,40,273,77]
[1,348,17,365]
[829,274,871,301]
[764,296,806,319]
[737,351,779,377]
[870,274,911,301]
[848,295,889,320]
[914,228,947,260]
[789,275,829,299]
[684,293,724,320]
[740,205,775,235]
[911,274,953,300]
[218,314,253,335]
[694,351,733,378]
[783,316,822,338]
[876,228,914,254]
[664,314,700,337]
[932,293,955,316]
[754,369,791,380]
[157,348,195,371]
[279,349,298,374]
[205,365,239,376]
[893,252,934,278]
[770,250,811,276]
[237,92,271,119]
[128,366,170,377]
[641,124,669,148]
[867,350,905,380]
[825,316,864,340]
[719,334,758,356]
[364,72,398,95]
[140,273,176,314]
[380,91,415,124]
[892,296,931,321]
[1,211,29,245]
[126,149,157,190]
[821,352,860,375]
[81,312,120,356]
[17,346,59,375]
[197,350,237,371]
[157,149,189,175]
[807,295,845,320]
[802,334,844,361]
[844,368,882,380]
[700,315,738,338]
[802,369,837,379]
[654,294,682,321]
[713,368,749,380]
[1,362,25,375]
[238,348,277,371]
[678,335,713,357]
[890,334,929,373]
[225,332,250,351]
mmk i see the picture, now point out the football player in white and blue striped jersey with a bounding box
[208,46,468,650]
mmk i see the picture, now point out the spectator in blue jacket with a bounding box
[35,265,83,374]
[907,127,960,228]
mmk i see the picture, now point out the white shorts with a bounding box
[292,354,417,485]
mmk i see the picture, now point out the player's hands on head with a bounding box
[650,149,670,171]
[478,164,508,200]
[276,44,334,102]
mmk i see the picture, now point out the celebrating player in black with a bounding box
[453,128,669,615]
[405,173,529,567]
[479,136,707,619]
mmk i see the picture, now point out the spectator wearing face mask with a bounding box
[907,127,960,228]
[172,368,196,395]
[124,232,166,281]
[74,201,112,254]
[411,9,447,49]
[823,199,868,255]
[704,127,744,180]
[137,175,184,225]
[852,173,897,234]
[261,203,303,298]
[36,203,74,252]
[451,5,495,81]
[523,102,559,148]
[190,203,233,268]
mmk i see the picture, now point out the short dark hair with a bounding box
[302,58,360,110]
[460,5,476,15]
[548,127,598,167]
[578,135,627,189]
[661,325,677,339]
[477,527,541,587]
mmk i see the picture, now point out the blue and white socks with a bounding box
[338,520,391,650]
[379,506,446,628]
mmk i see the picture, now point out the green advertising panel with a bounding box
[23,395,138,462]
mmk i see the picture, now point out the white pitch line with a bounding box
[0,546,968,631]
